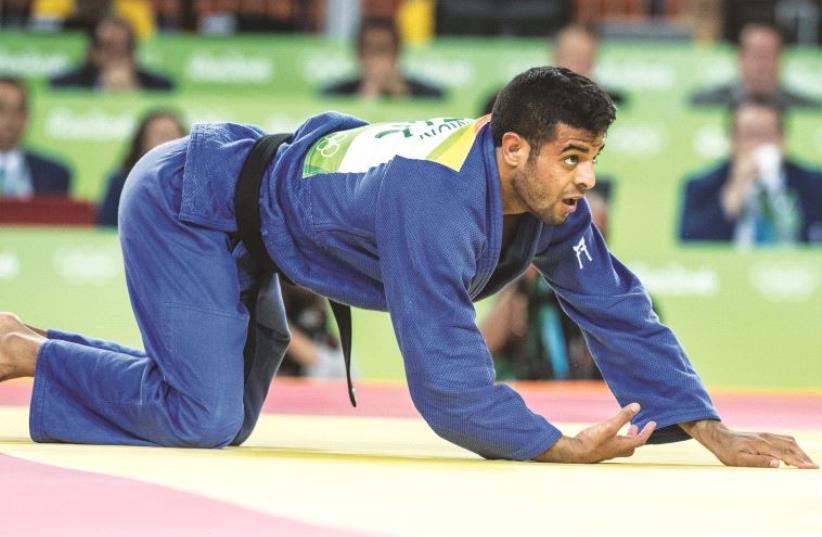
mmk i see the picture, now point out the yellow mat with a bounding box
[1,406,820,537]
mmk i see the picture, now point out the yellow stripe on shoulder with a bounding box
[426,119,481,172]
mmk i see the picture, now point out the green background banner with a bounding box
[2,228,819,388]
[1,34,820,389]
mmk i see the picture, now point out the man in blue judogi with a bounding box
[0,67,815,467]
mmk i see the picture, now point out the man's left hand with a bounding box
[680,420,818,469]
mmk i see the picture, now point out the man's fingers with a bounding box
[736,452,779,468]
[781,445,819,469]
[748,439,819,469]
[623,421,656,448]
[625,424,639,438]
[611,421,656,456]
[768,444,819,469]
[600,403,641,437]
[615,447,635,458]
[774,439,819,469]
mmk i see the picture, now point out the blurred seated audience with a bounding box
[98,109,186,226]
[195,0,301,33]
[0,76,71,198]
[552,24,626,105]
[1,0,31,28]
[321,16,444,100]
[689,22,820,109]
[479,185,612,381]
[278,284,347,379]
[679,96,822,245]
[49,15,174,92]
[31,0,156,37]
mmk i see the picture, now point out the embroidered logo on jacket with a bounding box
[573,237,593,269]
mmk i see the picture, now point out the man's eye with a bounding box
[564,156,579,166]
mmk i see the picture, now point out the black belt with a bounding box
[234,133,357,407]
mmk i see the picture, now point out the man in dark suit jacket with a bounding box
[24,151,72,195]
[49,16,174,92]
[321,16,443,99]
[0,77,72,198]
[680,97,822,245]
[690,23,820,110]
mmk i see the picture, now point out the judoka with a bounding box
[0,67,815,467]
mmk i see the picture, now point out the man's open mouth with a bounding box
[562,198,579,207]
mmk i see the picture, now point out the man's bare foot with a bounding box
[0,313,45,381]
[24,324,48,338]
[0,333,43,381]
[0,312,42,337]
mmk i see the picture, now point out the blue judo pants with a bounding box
[29,139,291,447]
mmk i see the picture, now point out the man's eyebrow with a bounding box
[559,143,592,154]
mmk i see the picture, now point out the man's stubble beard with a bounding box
[511,166,564,226]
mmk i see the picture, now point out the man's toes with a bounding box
[0,312,24,335]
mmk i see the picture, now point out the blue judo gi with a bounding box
[30,113,719,458]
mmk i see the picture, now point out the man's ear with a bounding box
[500,132,529,168]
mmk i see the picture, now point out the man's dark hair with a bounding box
[356,16,400,55]
[491,66,616,149]
[729,94,786,134]
[0,75,28,112]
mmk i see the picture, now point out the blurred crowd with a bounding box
[1,0,820,381]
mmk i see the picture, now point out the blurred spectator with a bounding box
[279,284,347,379]
[321,16,444,99]
[0,76,71,198]
[479,184,611,381]
[552,24,626,105]
[479,23,624,117]
[49,15,174,92]
[679,96,822,245]
[98,110,186,226]
[0,0,31,28]
[690,22,821,109]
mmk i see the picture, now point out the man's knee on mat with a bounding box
[170,397,245,448]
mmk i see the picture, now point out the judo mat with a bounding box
[0,378,820,537]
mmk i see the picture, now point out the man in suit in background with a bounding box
[679,96,822,246]
[49,16,174,92]
[0,77,72,198]
[689,22,820,110]
[321,16,443,100]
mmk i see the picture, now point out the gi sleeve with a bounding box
[533,199,720,443]
[374,158,561,460]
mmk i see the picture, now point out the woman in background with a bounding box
[97,110,186,226]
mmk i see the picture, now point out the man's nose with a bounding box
[576,163,596,191]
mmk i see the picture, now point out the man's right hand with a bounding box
[535,403,656,463]
[721,152,759,218]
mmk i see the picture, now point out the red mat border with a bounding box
[0,452,385,537]
[2,378,820,430]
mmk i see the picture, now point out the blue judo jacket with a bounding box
[177,112,719,460]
